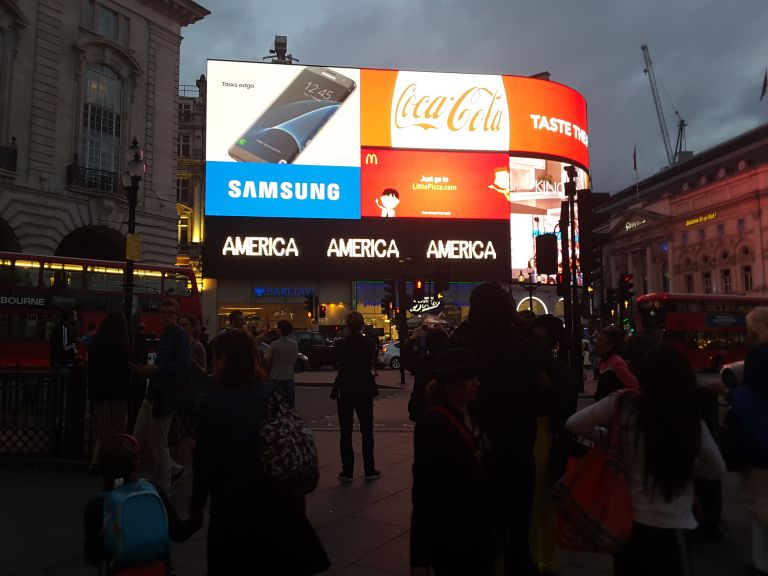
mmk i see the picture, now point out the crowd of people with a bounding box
[75,284,768,576]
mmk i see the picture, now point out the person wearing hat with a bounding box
[410,347,494,576]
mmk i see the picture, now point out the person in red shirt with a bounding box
[594,325,639,402]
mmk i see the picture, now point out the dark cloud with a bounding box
[181,0,768,193]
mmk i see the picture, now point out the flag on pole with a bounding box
[633,145,637,171]
[761,68,768,101]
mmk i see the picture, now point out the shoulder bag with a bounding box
[551,402,634,554]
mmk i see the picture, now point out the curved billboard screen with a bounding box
[204,60,589,280]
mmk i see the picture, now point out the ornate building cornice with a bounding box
[140,0,210,27]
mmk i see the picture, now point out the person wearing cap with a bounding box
[410,347,494,576]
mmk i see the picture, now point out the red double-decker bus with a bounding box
[0,252,201,367]
[636,292,768,371]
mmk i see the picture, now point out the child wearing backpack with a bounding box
[83,434,201,575]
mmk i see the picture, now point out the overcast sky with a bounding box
[179,0,768,194]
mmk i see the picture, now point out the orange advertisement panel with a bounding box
[503,76,589,169]
[360,70,589,170]
[361,148,510,220]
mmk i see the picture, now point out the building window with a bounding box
[178,132,191,158]
[80,65,122,175]
[721,269,732,294]
[743,265,753,291]
[717,223,724,237]
[738,218,746,234]
[698,228,706,241]
[179,102,192,123]
[178,216,189,252]
[176,178,191,204]
[702,271,712,294]
[83,1,129,45]
[682,232,688,245]
[685,274,694,294]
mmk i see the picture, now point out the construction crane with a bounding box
[641,44,687,167]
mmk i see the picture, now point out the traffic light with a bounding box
[413,278,425,301]
[556,272,568,297]
[380,298,392,316]
[304,294,315,318]
[619,273,635,301]
[578,189,610,302]
[383,278,396,304]
[382,278,397,317]
[318,304,327,319]
[605,287,618,319]
[434,263,450,299]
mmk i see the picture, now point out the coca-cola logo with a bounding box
[394,83,504,133]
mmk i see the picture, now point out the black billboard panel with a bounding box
[203,216,510,282]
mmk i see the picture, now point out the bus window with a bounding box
[0,312,43,340]
[86,266,124,292]
[134,269,162,294]
[14,260,40,287]
[42,262,84,289]
[0,259,12,285]
[163,273,192,296]
[687,301,702,313]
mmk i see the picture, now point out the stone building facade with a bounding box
[175,73,206,276]
[600,123,768,298]
[0,0,208,262]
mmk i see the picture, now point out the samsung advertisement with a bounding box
[205,60,590,279]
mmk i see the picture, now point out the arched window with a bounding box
[80,65,123,175]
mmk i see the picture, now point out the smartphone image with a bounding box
[228,66,357,163]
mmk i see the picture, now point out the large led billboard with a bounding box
[205,60,589,280]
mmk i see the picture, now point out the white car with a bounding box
[378,341,401,369]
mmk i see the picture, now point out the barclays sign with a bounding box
[253,286,316,298]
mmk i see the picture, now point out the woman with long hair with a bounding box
[566,344,725,575]
[410,347,494,576]
[189,331,329,575]
[87,310,131,472]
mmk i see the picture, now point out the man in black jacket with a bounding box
[333,311,380,483]
[49,308,79,367]
[131,299,191,491]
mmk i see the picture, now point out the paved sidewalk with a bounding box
[0,387,756,575]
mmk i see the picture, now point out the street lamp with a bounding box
[518,259,546,313]
[120,137,145,330]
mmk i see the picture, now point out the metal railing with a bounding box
[0,368,90,458]
[66,165,118,193]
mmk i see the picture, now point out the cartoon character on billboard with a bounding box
[375,188,400,217]
[488,166,511,201]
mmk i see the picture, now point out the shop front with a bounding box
[208,278,353,334]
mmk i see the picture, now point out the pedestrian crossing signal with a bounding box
[413,279,424,300]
